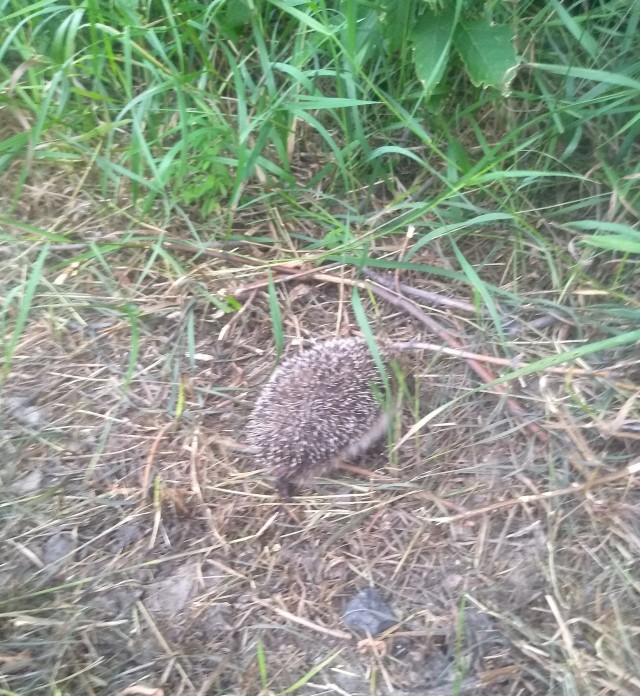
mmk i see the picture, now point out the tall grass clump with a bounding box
[1,2,637,218]
[1,0,639,368]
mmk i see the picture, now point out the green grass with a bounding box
[1,0,640,694]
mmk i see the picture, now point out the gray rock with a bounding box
[145,562,199,619]
[341,587,397,636]
[42,530,77,576]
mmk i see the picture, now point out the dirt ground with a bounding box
[2,186,640,695]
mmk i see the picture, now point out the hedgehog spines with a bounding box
[245,337,405,493]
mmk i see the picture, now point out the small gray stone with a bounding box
[109,523,145,552]
[5,396,46,427]
[10,469,44,494]
[42,531,77,576]
[145,562,199,619]
[341,587,397,636]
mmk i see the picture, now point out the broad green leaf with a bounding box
[580,236,640,254]
[2,244,49,378]
[266,0,334,36]
[283,649,344,693]
[547,0,598,59]
[405,213,515,261]
[451,239,505,340]
[381,0,414,54]
[285,96,378,108]
[256,639,268,689]
[225,0,251,29]
[453,19,518,91]
[568,220,640,253]
[0,216,71,243]
[267,272,284,360]
[353,5,383,67]
[411,2,460,100]
[366,144,427,165]
[566,220,640,235]
[352,287,391,393]
[530,63,640,90]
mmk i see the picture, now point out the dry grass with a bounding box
[2,175,640,696]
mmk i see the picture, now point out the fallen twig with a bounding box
[363,268,477,314]
[365,269,569,339]
[430,459,640,524]
[364,280,549,442]
[252,597,351,639]
[504,313,564,337]
[393,340,607,377]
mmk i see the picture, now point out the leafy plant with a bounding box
[342,0,520,108]
[401,0,518,103]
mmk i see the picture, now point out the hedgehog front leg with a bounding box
[274,476,297,500]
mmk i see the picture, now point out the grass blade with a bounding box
[2,243,49,379]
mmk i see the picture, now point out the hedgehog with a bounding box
[245,337,406,496]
